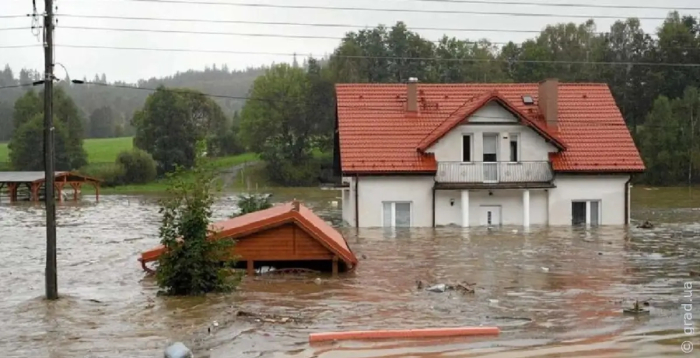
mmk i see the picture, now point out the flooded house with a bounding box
[139,200,358,275]
[333,79,645,227]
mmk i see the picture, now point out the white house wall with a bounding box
[548,175,630,226]
[425,103,559,162]
[435,189,548,226]
[341,176,355,226]
[356,176,434,227]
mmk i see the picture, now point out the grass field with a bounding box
[0,136,134,164]
[1,136,265,193]
[92,152,262,194]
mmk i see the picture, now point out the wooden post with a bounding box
[332,256,339,276]
[247,260,255,276]
[94,183,100,202]
[8,183,17,203]
[55,183,64,203]
[70,182,81,201]
[31,183,40,202]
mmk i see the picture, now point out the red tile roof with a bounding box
[416,90,566,152]
[336,83,645,173]
[140,201,358,268]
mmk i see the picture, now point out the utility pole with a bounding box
[44,0,58,300]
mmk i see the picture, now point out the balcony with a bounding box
[436,161,554,188]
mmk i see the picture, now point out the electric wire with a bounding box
[58,0,678,21]
[53,44,700,68]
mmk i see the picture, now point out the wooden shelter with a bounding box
[139,200,358,276]
[0,171,101,203]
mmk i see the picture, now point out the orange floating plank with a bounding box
[308,326,500,343]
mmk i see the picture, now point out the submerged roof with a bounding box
[0,171,101,183]
[335,83,645,174]
[140,201,358,267]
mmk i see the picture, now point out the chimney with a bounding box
[292,199,299,212]
[407,77,418,112]
[538,78,559,129]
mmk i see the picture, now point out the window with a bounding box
[509,134,519,162]
[382,202,411,227]
[483,133,498,162]
[572,200,602,226]
[462,135,472,162]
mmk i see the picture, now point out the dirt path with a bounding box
[219,160,260,190]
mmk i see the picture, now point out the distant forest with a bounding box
[0,64,265,140]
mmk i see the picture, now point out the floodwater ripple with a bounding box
[0,190,698,357]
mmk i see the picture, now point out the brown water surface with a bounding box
[0,187,699,357]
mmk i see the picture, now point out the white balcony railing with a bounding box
[436,161,554,183]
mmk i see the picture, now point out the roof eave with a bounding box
[342,170,437,176]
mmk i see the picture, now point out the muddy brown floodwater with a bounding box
[0,187,699,358]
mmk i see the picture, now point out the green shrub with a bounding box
[79,163,125,187]
[231,193,272,218]
[115,148,157,185]
[156,141,240,296]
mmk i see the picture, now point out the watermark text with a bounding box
[682,282,694,354]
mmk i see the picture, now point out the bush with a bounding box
[207,127,244,157]
[115,148,157,185]
[231,193,272,218]
[79,163,125,187]
[156,141,240,296]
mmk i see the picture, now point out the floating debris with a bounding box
[235,310,306,324]
[637,221,654,229]
[424,282,476,294]
[427,284,448,293]
[164,342,192,358]
[623,300,650,315]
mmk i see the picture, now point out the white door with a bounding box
[479,205,501,226]
[482,134,499,182]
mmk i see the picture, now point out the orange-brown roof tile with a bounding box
[336,83,645,173]
[140,201,358,268]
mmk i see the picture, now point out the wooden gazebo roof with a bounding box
[140,200,358,274]
[0,171,101,184]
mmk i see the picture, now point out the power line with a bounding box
[0,14,30,19]
[59,25,356,41]
[57,25,525,45]
[47,23,700,51]
[55,44,700,68]
[0,44,40,48]
[55,14,555,35]
[0,26,41,31]
[68,0,674,21]
[373,0,700,11]
[0,83,41,90]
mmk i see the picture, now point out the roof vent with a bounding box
[522,95,534,105]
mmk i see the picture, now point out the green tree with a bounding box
[156,142,239,296]
[13,90,42,130]
[239,64,324,185]
[11,88,87,169]
[89,106,115,138]
[0,101,13,141]
[52,87,88,169]
[8,113,72,171]
[132,87,227,174]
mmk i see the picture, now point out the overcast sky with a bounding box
[1,0,697,83]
